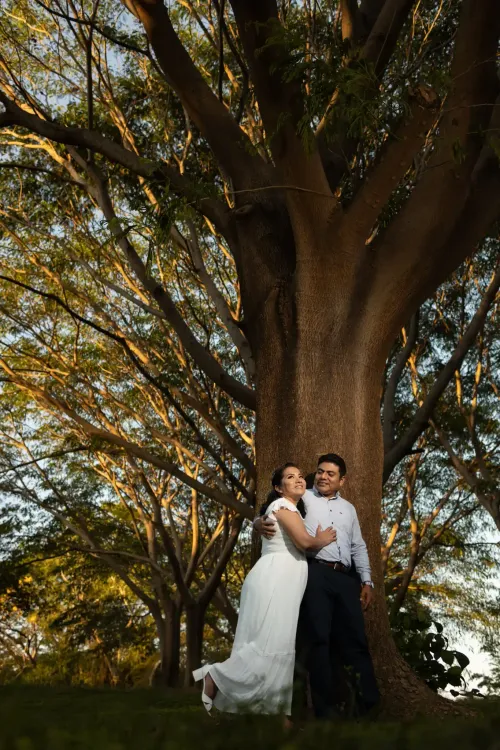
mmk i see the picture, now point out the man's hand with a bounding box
[254,515,277,539]
[360,584,374,611]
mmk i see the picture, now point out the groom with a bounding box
[254,452,380,719]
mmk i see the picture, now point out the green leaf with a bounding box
[454,652,470,669]
[440,650,455,666]
[446,671,463,688]
[430,634,446,656]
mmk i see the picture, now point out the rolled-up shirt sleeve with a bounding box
[351,508,372,583]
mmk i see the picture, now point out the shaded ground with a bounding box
[0,685,499,749]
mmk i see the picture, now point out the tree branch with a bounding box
[0,161,85,185]
[199,516,243,606]
[383,259,500,482]
[0,445,93,476]
[228,1,332,201]
[340,0,361,47]
[121,0,269,188]
[372,0,500,326]
[31,0,150,55]
[0,270,254,487]
[317,0,417,189]
[344,85,439,241]
[360,0,415,75]
[430,420,500,531]
[0,93,228,230]
[358,0,387,39]
[172,388,256,477]
[0,155,236,405]
[212,0,250,122]
[382,311,419,454]
[4,474,158,609]
[70,256,168,321]
[178,222,255,380]
[0,358,253,519]
[228,3,300,154]
[134,463,194,604]
[88,174,255,409]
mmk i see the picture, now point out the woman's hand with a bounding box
[315,524,337,547]
[272,511,336,552]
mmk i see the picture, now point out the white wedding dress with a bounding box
[199,498,308,714]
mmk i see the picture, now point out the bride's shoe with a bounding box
[193,666,214,714]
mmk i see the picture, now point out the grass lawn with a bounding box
[0,685,499,750]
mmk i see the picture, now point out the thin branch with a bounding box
[180,222,255,380]
[430,420,500,531]
[344,84,440,241]
[120,0,269,188]
[0,93,228,230]
[0,161,85,185]
[173,388,255,477]
[0,359,254,519]
[383,311,419,453]
[383,259,500,481]
[371,0,500,320]
[4,473,157,609]
[0,445,92,476]
[0,271,254,491]
[31,0,150,55]
[217,0,226,102]
[199,516,243,606]
[317,0,418,188]
[88,173,255,409]
[212,0,250,122]
[132,461,193,604]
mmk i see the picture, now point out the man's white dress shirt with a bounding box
[302,488,372,584]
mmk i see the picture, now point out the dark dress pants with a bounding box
[299,560,380,719]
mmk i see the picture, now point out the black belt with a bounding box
[309,558,349,573]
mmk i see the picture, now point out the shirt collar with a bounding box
[311,486,341,501]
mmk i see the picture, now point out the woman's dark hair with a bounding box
[259,462,306,518]
[317,452,347,478]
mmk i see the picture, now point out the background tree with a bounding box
[0,546,157,686]
[0,415,249,685]
[0,0,499,715]
[382,241,500,610]
[381,245,500,695]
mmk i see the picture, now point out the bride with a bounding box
[193,463,335,716]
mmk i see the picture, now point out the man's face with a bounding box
[314,462,345,497]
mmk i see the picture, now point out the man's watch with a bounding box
[362,581,375,588]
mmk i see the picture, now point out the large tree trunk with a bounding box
[254,300,460,717]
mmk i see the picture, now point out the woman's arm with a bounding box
[274,509,336,552]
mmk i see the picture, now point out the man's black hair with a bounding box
[317,452,347,478]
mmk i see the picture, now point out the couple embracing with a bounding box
[193,453,380,722]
